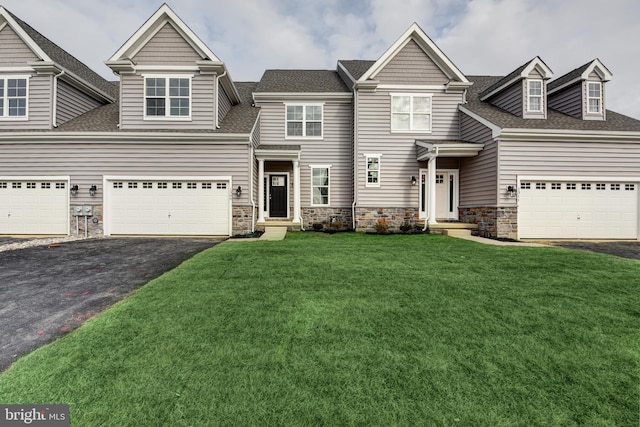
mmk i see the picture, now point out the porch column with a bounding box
[258,158,265,223]
[293,159,301,224]
[428,155,438,225]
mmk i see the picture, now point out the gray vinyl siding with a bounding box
[490,82,522,117]
[218,85,232,122]
[0,141,252,205]
[376,39,449,85]
[498,139,640,207]
[548,83,581,118]
[256,101,353,207]
[132,23,202,65]
[0,24,39,65]
[459,114,497,206]
[355,88,462,207]
[56,80,102,126]
[0,73,51,130]
[119,73,215,130]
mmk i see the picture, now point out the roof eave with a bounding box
[253,92,353,102]
[30,61,115,103]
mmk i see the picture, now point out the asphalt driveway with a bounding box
[552,241,640,260]
[0,238,220,372]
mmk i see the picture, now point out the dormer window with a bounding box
[0,77,28,119]
[587,82,602,114]
[144,75,191,119]
[527,80,543,112]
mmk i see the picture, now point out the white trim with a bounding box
[499,128,640,142]
[415,141,484,159]
[586,81,602,114]
[0,7,51,61]
[378,84,448,91]
[418,168,428,219]
[547,59,612,96]
[253,93,352,102]
[437,169,459,220]
[527,79,543,113]
[265,172,291,219]
[0,133,252,143]
[364,154,381,188]
[309,165,331,207]
[0,67,35,73]
[0,75,30,120]
[284,103,324,140]
[390,93,432,132]
[135,65,201,72]
[518,175,640,183]
[142,74,193,120]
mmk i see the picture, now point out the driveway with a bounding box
[552,241,640,260]
[0,238,220,372]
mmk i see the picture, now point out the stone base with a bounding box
[355,207,421,233]
[459,206,518,239]
[69,205,104,238]
[302,207,353,231]
[233,205,254,236]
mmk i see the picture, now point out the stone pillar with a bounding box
[258,158,265,222]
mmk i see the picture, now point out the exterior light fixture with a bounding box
[411,176,417,186]
[236,186,242,198]
[89,185,97,197]
[507,185,517,197]
[70,184,79,196]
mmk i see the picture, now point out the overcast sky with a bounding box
[2,0,639,118]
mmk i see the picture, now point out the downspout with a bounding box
[51,70,65,127]
[422,146,439,232]
[351,87,358,230]
[215,70,227,129]
[249,146,256,232]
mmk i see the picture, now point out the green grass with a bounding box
[0,233,638,426]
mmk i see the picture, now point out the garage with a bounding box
[518,178,638,239]
[105,177,232,236]
[0,177,69,235]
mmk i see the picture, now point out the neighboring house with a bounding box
[0,4,638,240]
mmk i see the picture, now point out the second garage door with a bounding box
[106,178,231,236]
[518,179,638,239]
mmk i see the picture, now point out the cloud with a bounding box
[1,0,639,117]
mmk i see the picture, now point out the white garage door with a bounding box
[519,179,638,239]
[0,178,69,235]
[106,178,231,236]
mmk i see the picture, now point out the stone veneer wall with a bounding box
[302,207,353,230]
[355,207,421,233]
[233,205,254,236]
[69,205,104,238]
[459,206,518,239]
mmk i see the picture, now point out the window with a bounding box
[581,183,591,190]
[157,182,167,189]
[27,182,36,189]
[625,184,635,191]
[527,80,543,112]
[435,175,444,184]
[596,183,606,190]
[311,167,330,206]
[145,76,191,118]
[0,78,28,118]
[172,182,182,189]
[520,182,531,189]
[587,82,602,114]
[55,182,65,189]
[12,182,21,189]
[366,155,380,187]
[536,182,546,190]
[187,182,197,189]
[128,182,138,189]
[286,104,322,138]
[41,183,51,189]
[143,182,153,189]
[113,182,123,189]
[611,184,620,191]
[551,183,562,190]
[566,183,577,190]
[202,183,212,189]
[216,183,227,189]
[391,95,431,131]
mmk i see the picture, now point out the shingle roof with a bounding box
[478,60,530,99]
[55,82,259,134]
[466,76,640,131]
[338,60,376,81]
[7,9,118,100]
[255,70,350,93]
[547,62,591,92]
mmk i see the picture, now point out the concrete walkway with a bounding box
[445,229,547,247]
[259,226,288,241]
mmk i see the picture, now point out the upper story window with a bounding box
[144,76,191,119]
[286,104,323,138]
[311,166,330,206]
[0,77,28,119]
[587,82,602,114]
[391,94,431,132]
[527,80,543,112]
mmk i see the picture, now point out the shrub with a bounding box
[374,218,390,234]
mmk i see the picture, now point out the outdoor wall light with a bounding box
[507,185,517,197]
[70,184,79,196]
[411,176,417,186]
[89,185,97,197]
[236,186,242,198]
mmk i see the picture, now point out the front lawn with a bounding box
[0,233,638,426]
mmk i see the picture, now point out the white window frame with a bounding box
[143,74,193,120]
[365,154,381,188]
[390,94,432,132]
[309,165,331,206]
[0,76,29,120]
[527,79,543,113]
[587,82,602,114]
[285,103,324,139]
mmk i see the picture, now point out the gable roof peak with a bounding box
[358,22,469,84]
[548,58,612,95]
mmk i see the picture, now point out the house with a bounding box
[0,4,638,240]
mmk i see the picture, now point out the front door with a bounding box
[419,169,458,220]
[269,175,288,218]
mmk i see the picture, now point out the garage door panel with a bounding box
[519,179,638,239]
[107,179,230,236]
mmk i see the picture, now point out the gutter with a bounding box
[51,69,65,127]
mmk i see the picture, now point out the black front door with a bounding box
[269,175,288,218]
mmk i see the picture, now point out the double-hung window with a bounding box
[311,166,330,205]
[0,77,28,118]
[391,94,431,132]
[527,80,543,112]
[286,104,322,138]
[144,76,191,119]
[587,82,602,114]
[366,155,381,187]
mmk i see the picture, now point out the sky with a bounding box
[2,0,639,118]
